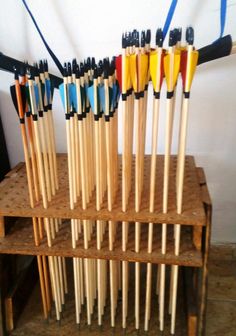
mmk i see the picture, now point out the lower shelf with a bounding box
[9,260,188,336]
[0,218,202,267]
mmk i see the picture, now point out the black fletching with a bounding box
[10,84,27,116]
[10,85,19,114]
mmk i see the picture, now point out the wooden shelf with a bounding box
[0,154,206,226]
[0,218,202,267]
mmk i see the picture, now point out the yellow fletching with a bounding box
[122,55,131,93]
[164,49,180,92]
[149,51,158,90]
[129,54,138,92]
[185,50,199,92]
[139,53,149,92]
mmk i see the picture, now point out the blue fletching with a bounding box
[69,83,77,111]
[87,85,95,113]
[59,83,65,109]
[98,84,105,112]
[34,84,39,108]
[45,79,51,103]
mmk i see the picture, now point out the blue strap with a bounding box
[21,0,64,75]
[163,0,178,41]
[220,0,227,38]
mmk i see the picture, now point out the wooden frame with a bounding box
[0,157,211,336]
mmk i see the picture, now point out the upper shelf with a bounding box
[0,154,206,226]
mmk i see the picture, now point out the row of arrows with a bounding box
[10,62,68,321]
[10,26,198,333]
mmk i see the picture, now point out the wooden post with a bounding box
[0,217,5,238]
[198,175,212,336]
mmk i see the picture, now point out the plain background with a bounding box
[0,0,236,243]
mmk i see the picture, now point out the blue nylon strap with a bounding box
[163,0,178,41]
[21,0,64,75]
[220,0,227,38]
[214,0,227,42]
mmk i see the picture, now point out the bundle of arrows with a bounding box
[10,61,68,321]
[11,26,199,334]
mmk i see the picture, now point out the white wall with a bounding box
[0,0,236,243]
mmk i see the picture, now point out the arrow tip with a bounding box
[91,57,96,70]
[169,29,177,47]
[38,60,43,73]
[122,33,127,48]
[43,59,48,72]
[80,63,84,76]
[146,29,151,44]
[75,64,80,79]
[72,58,77,74]
[63,63,68,77]
[177,27,182,43]
[141,31,145,48]
[93,65,98,79]
[186,26,194,45]
[156,28,163,48]
[14,70,19,80]
[67,62,72,76]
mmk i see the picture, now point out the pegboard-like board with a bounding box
[0,154,205,226]
[0,218,202,267]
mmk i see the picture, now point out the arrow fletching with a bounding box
[10,83,27,118]
[164,49,181,91]
[149,50,165,92]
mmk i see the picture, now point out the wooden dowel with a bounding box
[42,255,51,313]
[37,256,48,320]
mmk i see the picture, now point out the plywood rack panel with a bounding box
[0,154,206,226]
[0,218,202,267]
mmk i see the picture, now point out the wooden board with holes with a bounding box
[0,154,206,226]
[0,218,202,267]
